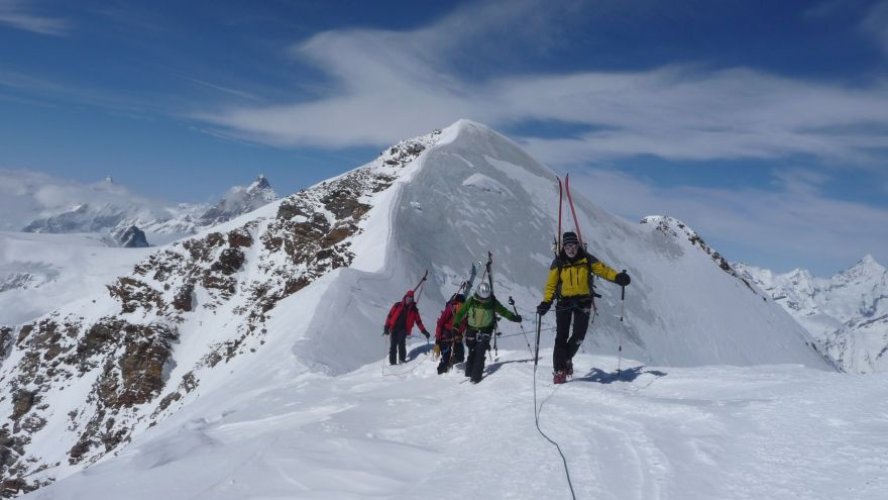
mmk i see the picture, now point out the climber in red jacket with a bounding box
[383,290,430,365]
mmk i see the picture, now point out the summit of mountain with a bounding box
[0,120,831,496]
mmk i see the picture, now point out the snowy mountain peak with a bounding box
[844,254,885,279]
[114,225,150,248]
[0,121,831,497]
[197,176,279,227]
[735,256,888,373]
[641,215,699,241]
[639,215,742,279]
[248,174,272,195]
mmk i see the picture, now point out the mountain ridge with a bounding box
[735,255,888,373]
[0,120,831,497]
[12,173,278,246]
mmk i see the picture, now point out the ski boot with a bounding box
[565,360,574,378]
[553,370,568,385]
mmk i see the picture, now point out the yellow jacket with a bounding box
[543,253,619,302]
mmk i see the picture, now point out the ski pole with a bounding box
[534,313,542,366]
[509,296,534,357]
[617,270,626,375]
[382,334,388,376]
[413,269,429,303]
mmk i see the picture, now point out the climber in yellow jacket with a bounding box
[537,231,631,384]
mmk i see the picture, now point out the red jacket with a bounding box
[384,291,427,337]
[435,298,466,341]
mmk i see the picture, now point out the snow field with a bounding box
[28,347,888,500]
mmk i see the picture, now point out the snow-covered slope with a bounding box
[736,256,888,373]
[1,120,832,497]
[0,175,279,326]
[23,351,888,500]
[0,232,152,325]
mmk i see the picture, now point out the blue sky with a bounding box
[1,0,887,276]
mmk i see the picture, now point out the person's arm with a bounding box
[590,257,630,286]
[383,303,397,334]
[412,304,430,338]
[542,263,560,303]
[452,297,473,325]
[494,299,519,322]
[590,258,618,282]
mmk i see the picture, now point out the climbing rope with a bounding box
[532,313,577,500]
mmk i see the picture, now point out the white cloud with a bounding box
[0,169,164,230]
[191,3,888,172]
[0,0,69,36]
[183,0,888,276]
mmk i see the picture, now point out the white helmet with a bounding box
[476,282,491,299]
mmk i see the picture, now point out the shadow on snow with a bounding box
[572,365,668,384]
[484,356,537,377]
[405,342,434,362]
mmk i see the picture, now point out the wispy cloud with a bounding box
[569,168,888,275]
[186,78,263,102]
[0,0,69,36]
[861,0,888,55]
[191,1,888,171]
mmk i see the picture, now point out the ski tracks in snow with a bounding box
[31,351,888,500]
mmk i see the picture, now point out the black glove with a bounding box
[536,301,551,316]
[615,271,631,287]
[383,329,390,336]
[422,330,430,340]
[514,314,523,322]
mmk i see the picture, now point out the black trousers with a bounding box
[452,339,465,363]
[437,333,465,373]
[553,298,593,372]
[464,329,492,383]
[389,329,408,365]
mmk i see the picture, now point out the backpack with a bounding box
[436,298,463,340]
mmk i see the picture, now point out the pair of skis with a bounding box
[555,173,583,254]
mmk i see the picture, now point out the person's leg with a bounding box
[553,302,572,372]
[398,333,407,363]
[464,332,477,377]
[438,340,451,374]
[388,332,398,365]
[454,337,465,363]
[566,302,592,361]
[470,336,490,383]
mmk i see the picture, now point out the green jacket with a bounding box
[452,295,518,333]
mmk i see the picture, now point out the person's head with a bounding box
[475,282,491,301]
[403,290,415,304]
[562,231,580,258]
[454,293,466,303]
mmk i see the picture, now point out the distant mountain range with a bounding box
[17,174,278,246]
[735,256,888,373]
[0,173,279,325]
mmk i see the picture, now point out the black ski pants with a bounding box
[464,329,492,383]
[389,329,408,365]
[437,332,465,373]
[553,298,593,372]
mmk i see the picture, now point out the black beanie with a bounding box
[562,232,579,246]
